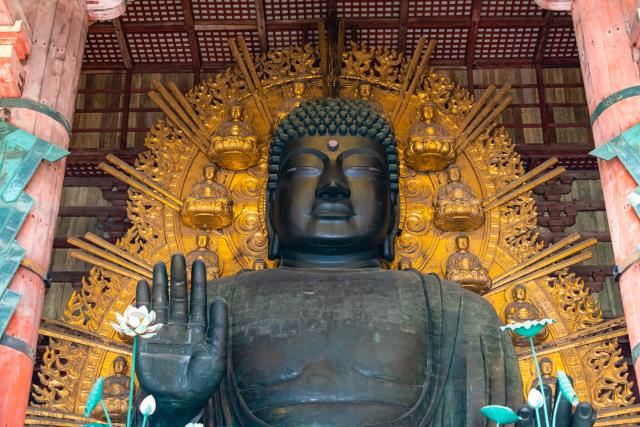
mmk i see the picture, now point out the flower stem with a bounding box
[142,414,149,427]
[99,400,113,427]
[551,389,562,427]
[126,336,138,427]
[534,407,542,427]
[530,336,551,427]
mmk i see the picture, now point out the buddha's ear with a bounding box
[381,192,400,261]
[266,190,281,260]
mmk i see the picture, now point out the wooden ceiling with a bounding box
[83,0,579,74]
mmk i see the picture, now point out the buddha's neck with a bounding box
[279,250,382,269]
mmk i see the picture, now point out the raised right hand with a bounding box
[135,254,228,410]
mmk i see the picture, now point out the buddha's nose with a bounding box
[316,166,351,200]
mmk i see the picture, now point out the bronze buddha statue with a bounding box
[433,163,485,232]
[209,102,261,170]
[505,284,549,347]
[186,233,221,281]
[180,164,233,230]
[404,103,456,172]
[93,356,130,422]
[134,98,594,426]
[274,80,309,126]
[530,357,557,394]
[445,233,492,294]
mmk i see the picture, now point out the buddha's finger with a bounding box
[169,253,189,324]
[571,403,596,427]
[208,299,228,363]
[515,405,534,427]
[535,384,553,426]
[553,380,572,427]
[189,260,207,332]
[151,262,169,323]
[136,280,150,309]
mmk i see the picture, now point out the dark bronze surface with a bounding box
[134,99,594,426]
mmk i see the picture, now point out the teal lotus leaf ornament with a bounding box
[84,377,105,417]
[500,318,555,337]
[557,370,579,406]
[480,405,522,424]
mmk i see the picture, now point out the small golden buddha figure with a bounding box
[433,164,485,232]
[209,102,260,170]
[181,164,233,230]
[530,357,556,394]
[445,234,491,294]
[504,284,549,347]
[186,233,221,281]
[274,80,308,126]
[404,103,456,172]
[355,82,383,113]
[93,356,130,422]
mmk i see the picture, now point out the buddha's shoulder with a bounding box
[420,273,502,325]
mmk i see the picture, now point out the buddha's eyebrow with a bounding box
[337,147,385,165]
[281,147,329,164]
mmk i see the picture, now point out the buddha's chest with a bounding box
[228,270,429,402]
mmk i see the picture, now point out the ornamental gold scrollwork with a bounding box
[31,39,634,418]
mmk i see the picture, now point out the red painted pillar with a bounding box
[536,0,640,381]
[0,1,126,425]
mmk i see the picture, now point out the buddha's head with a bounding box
[512,284,527,302]
[229,102,245,121]
[267,98,399,266]
[454,233,469,252]
[203,164,216,181]
[113,356,128,375]
[446,164,461,183]
[357,82,372,100]
[421,103,436,124]
[540,357,553,377]
[195,233,210,249]
[292,80,307,98]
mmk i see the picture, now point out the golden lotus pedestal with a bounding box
[180,202,233,230]
[433,209,485,232]
[405,150,455,172]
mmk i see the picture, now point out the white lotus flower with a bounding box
[111,305,162,338]
[527,388,544,409]
[185,424,204,427]
[139,394,157,416]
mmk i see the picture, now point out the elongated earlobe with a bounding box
[381,234,395,261]
[266,192,281,260]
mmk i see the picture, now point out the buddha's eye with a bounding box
[344,165,384,177]
[284,165,321,176]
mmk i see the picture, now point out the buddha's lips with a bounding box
[311,202,355,219]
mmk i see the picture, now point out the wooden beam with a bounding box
[398,0,409,53]
[111,17,132,69]
[181,0,201,82]
[466,0,481,88]
[118,69,132,150]
[255,0,267,51]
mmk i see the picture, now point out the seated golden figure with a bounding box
[186,233,222,281]
[209,102,260,170]
[530,357,556,394]
[92,356,130,422]
[181,164,233,230]
[274,80,308,126]
[504,284,549,347]
[404,103,456,172]
[433,164,485,231]
[445,234,491,294]
[355,81,383,114]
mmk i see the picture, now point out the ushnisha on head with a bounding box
[266,98,400,265]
